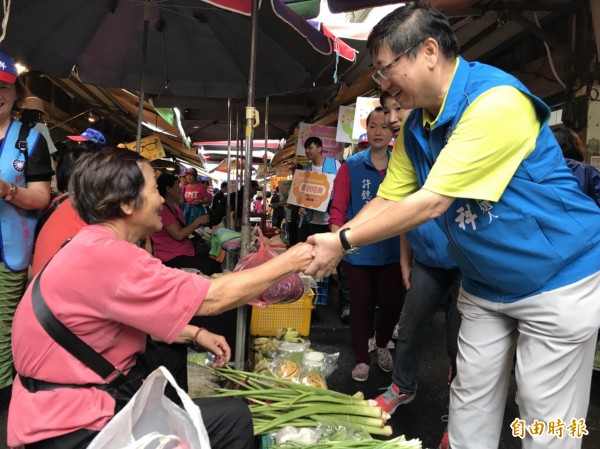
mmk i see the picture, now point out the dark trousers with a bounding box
[141,338,188,402]
[25,397,253,449]
[164,255,222,275]
[298,223,328,243]
[392,261,461,393]
[342,261,406,365]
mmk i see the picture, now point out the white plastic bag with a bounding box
[87,366,211,449]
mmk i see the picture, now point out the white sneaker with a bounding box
[368,337,376,353]
[392,323,400,340]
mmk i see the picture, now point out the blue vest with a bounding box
[403,57,600,302]
[304,157,338,223]
[0,120,42,271]
[343,149,400,266]
[405,222,457,270]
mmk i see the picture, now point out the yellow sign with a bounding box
[125,134,166,161]
[270,176,287,192]
[287,170,335,212]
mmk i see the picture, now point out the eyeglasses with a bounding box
[140,138,159,152]
[372,42,422,85]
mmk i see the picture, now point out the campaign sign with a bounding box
[296,123,344,158]
[336,105,357,144]
[352,97,381,140]
[287,170,335,212]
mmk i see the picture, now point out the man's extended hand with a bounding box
[305,232,343,279]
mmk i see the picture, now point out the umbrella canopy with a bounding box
[152,84,339,142]
[327,0,479,13]
[0,0,339,98]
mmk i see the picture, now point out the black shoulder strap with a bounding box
[31,267,120,379]
[16,122,31,154]
[34,194,70,241]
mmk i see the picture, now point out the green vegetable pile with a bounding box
[271,436,422,448]
[210,367,393,437]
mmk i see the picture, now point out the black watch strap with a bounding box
[339,228,353,251]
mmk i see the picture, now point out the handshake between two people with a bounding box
[284,231,344,279]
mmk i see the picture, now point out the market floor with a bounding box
[308,280,600,449]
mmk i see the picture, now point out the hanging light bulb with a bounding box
[87,111,100,123]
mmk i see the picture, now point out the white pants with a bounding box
[449,271,600,449]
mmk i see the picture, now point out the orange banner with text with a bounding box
[286,170,335,212]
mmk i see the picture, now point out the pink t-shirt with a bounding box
[151,205,195,262]
[183,183,211,205]
[8,225,209,447]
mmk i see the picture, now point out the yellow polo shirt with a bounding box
[378,85,541,202]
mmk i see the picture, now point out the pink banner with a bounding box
[296,123,344,158]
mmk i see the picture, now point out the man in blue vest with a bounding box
[298,136,340,242]
[297,137,349,316]
[305,3,600,449]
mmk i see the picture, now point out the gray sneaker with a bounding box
[376,347,393,372]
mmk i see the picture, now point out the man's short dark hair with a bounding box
[366,106,385,127]
[70,148,148,224]
[220,181,228,189]
[380,91,394,106]
[367,0,458,61]
[304,136,323,150]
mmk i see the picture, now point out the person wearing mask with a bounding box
[0,52,53,407]
[329,107,404,382]
[8,148,314,449]
[306,3,600,448]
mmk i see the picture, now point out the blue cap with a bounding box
[0,52,18,84]
[358,133,368,144]
[67,128,106,147]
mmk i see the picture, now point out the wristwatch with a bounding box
[2,183,17,202]
[339,228,359,255]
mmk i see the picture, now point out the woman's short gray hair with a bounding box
[70,148,149,224]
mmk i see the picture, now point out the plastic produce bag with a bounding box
[87,367,211,449]
[234,227,304,307]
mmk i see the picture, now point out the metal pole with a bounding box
[225,98,232,229]
[235,120,241,230]
[262,97,269,232]
[135,0,150,152]
[235,0,259,370]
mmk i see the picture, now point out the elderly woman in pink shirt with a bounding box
[9,148,313,449]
